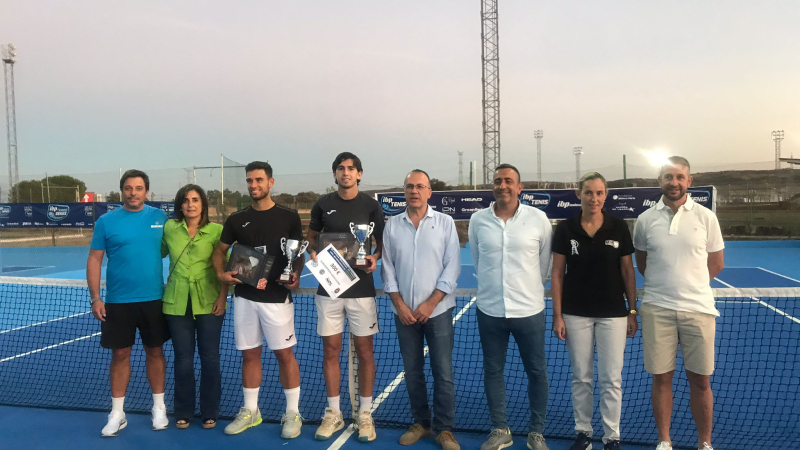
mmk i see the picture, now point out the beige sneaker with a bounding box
[399,423,433,445]
[436,430,461,450]
[357,410,377,442]
[314,408,344,441]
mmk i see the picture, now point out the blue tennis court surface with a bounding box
[1,240,798,450]
[2,241,800,290]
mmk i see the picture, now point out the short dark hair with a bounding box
[494,163,521,183]
[120,169,150,191]
[173,184,210,228]
[332,152,363,185]
[659,156,691,177]
[245,161,273,178]
[406,169,431,185]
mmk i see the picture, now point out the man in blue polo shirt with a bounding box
[87,169,170,437]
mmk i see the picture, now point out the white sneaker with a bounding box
[699,443,713,450]
[151,406,169,430]
[655,442,672,450]
[357,410,377,442]
[101,411,127,437]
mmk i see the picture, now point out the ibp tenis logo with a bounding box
[689,190,711,205]
[0,205,11,218]
[519,193,550,210]
[47,204,70,221]
[159,203,175,215]
[380,195,407,215]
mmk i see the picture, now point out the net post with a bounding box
[347,330,359,418]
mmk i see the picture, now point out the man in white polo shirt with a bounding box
[468,163,552,450]
[633,156,724,450]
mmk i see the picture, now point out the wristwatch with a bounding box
[90,297,103,305]
[629,309,638,316]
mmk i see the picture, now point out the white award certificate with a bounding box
[305,244,361,299]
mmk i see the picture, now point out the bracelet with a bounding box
[90,297,102,304]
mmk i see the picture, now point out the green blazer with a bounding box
[162,220,224,316]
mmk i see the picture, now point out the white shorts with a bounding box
[234,296,297,351]
[314,294,379,337]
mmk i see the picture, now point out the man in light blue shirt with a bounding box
[468,163,552,450]
[88,170,170,437]
[381,169,461,450]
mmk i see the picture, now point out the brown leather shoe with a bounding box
[399,423,433,445]
[436,430,461,450]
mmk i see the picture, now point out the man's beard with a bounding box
[249,191,268,201]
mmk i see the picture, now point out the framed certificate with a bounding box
[226,243,275,288]
[306,244,360,298]
[319,232,360,267]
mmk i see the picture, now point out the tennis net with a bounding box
[0,277,797,449]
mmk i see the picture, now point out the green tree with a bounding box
[106,191,121,202]
[429,178,453,191]
[10,175,87,203]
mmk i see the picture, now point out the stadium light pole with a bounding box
[573,147,584,184]
[480,0,500,186]
[773,130,784,170]
[534,130,543,186]
[2,43,19,202]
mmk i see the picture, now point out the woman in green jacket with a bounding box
[162,184,227,429]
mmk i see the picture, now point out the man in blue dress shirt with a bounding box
[381,169,461,450]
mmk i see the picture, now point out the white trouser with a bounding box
[563,314,627,443]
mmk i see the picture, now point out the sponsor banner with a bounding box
[0,201,176,228]
[376,186,715,220]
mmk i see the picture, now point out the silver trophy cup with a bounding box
[349,222,375,268]
[280,237,309,282]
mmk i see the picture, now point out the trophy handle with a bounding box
[298,240,309,256]
[280,237,287,255]
[367,222,375,236]
[349,222,356,237]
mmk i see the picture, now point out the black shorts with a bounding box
[101,300,171,349]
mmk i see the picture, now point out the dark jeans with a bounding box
[477,308,549,434]
[166,311,224,420]
[395,307,456,432]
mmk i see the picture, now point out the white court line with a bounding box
[0,332,101,363]
[756,267,800,285]
[714,277,800,325]
[0,311,91,334]
[326,296,478,450]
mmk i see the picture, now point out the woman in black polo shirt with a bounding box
[552,172,638,450]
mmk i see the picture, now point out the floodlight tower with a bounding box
[773,130,784,170]
[480,0,500,186]
[534,130,543,183]
[458,151,464,186]
[573,147,584,183]
[2,43,19,201]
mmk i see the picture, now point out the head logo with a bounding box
[0,206,10,218]
[47,204,70,221]
[519,192,550,209]
[460,197,484,202]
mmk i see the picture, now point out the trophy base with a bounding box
[278,273,294,284]
[354,258,368,268]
